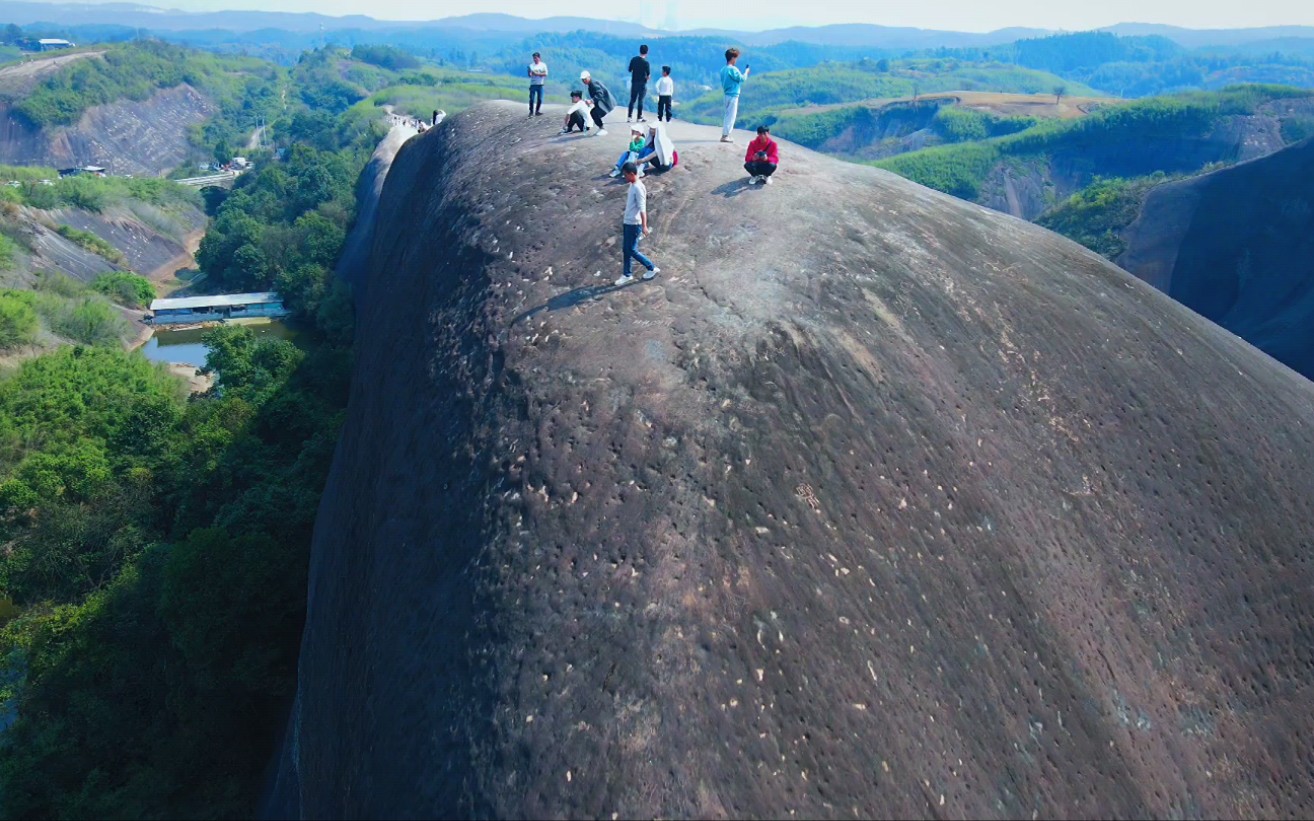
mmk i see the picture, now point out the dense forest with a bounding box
[0,42,512,818]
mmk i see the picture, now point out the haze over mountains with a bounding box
[8,1,1314,49]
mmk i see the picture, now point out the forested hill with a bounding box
[0,41,282,175]
[876,85,1314,219]
[0,42,535,820]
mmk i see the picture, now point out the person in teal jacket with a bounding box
[719,47,751,143]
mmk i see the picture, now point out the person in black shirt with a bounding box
[627,44,651,123]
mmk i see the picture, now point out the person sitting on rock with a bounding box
[579,70,615,136]
[560,90,592,134]
[744,125,779,185]
[636,122,678,174]
[610,126,649,177]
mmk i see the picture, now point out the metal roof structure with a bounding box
[151,292,282,311]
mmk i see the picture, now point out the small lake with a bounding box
[140,320,300,368]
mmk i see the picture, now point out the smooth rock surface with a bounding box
[277,101,1314,819]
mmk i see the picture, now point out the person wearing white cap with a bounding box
[579,70,615,136]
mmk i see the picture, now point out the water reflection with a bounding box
[140,320,299,368]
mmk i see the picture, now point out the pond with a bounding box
[139,319,300,369]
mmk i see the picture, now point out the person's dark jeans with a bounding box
[745,161,778,178]
[529,85,544,113]
[628,82,647,118]
[657,95,672,121]
[590,107,607,129]
[622,223,653,277]
[565,111,587,132]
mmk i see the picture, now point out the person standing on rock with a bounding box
[720,47,750,143]
[616,161,659,286]
[655,65,675,122]
[627,44,651,123]
[528,52,548,116]
[580,71,615,136]
[744,125,779,184]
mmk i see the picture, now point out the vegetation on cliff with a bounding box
[875,84,1313,201]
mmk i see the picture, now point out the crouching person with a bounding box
[744,125,779,185]
[561,90,591,134]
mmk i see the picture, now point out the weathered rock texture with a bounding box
[0,84,215,176]
[0,202,206,288]
[278,102,1314,819]
[1118,136,1314,381]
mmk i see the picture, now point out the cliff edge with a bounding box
[278,102,1314,819]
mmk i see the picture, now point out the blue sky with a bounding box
[39,0,1314,31]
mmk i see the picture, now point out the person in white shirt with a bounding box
[528,52,548,116]
[616,161,660,285]
[655,65,675,122]
[560,89,592,134]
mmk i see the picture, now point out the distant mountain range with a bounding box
[4,2,1314,49]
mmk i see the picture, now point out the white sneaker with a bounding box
[609,168,621,177]
[596,129,608,136]
[615,273,634,286]
[720,136,733,143]
[642,267,659,281]
[748,176,760,184]
[626,117,632,123]
[764,176,773,185]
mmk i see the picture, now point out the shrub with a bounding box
[35,296,129,347]
[0,290,38,349]
[0,234,17,270]
[56,226,127,266]
[92,272,155,309]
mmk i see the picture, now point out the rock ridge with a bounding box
[279,101,1314,819]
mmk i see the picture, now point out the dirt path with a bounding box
[0,50,105,92]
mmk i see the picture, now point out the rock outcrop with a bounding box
[1118,136,1314,381]
[335,123,417,294]
[276,101,1314,819]
[0,84,215,176]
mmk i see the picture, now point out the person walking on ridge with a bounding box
[627,44,651,123]
[580,71,615,136]
[528,52,548,116]
[744,125,779,184]
[720,47,750,143]
[615,161,659,286]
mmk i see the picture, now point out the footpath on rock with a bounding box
[272,101,1314,820]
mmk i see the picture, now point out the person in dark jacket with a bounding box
[627,44,651,122]
[579,70,615,136]
[744,125,779,184]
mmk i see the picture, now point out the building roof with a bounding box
[151,292,282,311]
[39,39,73,45]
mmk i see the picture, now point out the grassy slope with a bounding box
[678,59,1100,127]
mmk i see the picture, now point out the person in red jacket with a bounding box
[744,125,779,185]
